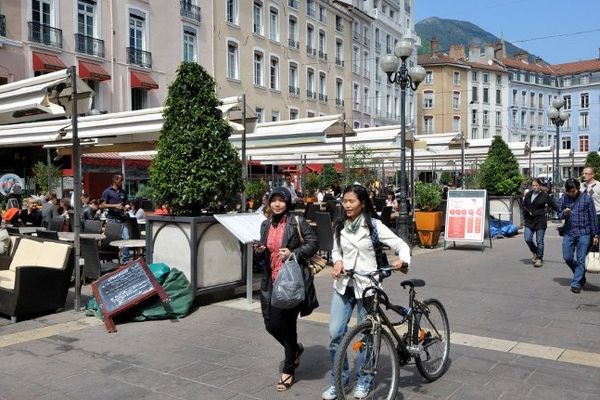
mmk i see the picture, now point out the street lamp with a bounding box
[380,37,425,243]
[547,98,569,199]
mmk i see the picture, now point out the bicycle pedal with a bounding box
[407,345,423,356]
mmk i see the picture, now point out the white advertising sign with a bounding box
[444,190,487,242]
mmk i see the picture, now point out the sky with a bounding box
[415,0,600,64]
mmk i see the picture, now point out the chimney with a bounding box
[514,51,528,62]
[535,56,544,64]
[494,40,506,60]
[449,44,465,60]
[430,37,439,56]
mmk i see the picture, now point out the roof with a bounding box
[502,58,555,75]
[467,60,507,73]
[552,58,600,76]
[417,53,469,68]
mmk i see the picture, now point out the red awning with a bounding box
[79,61,111,81]
[130,71,159,90]
[303,163,344,174]
[32,52,67,72]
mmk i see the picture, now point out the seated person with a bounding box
[82,199,101,221]
[19,198,42,226]
[127,199,145,220]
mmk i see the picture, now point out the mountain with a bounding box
[415,17,541,61]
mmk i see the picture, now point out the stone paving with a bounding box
[0,228,600,399]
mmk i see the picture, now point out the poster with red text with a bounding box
[444,190,487,242]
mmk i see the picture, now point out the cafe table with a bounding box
[57,232,106,242]
[110,239,146,259]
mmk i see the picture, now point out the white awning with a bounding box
[0,69,94,125]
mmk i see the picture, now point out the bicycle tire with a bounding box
[334,320,399,400]
[413,298,450,381]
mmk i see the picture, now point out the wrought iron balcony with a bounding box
[335,57,344,67]
[335,23,343,32]
[127,47,152,69]
[307,6,316,17]
[288,38,299,49]
[320,14,327,23]
[375,42,381,52]
[288,0,299,9]
[28,21,62,48]
[319,94,327,102]
[364,37,370,46]
[318,50,327,60]
[288,85,300,95]
[306,90,316,99]
[306,45,316,56]
[0,15,6,37]
[75,34,105,58]
[336,99,344,106]
[180,1,201,22]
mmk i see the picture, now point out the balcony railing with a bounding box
[306,90,316,99]
[307,6,316,17]
[127,47,152,69]
[318,94,327,102]
[180,1,201,22]
[364,106,371,115]
[288,85,300,95]
[320,14,327,23]
[288,38,299,49]
[353,31,360,40]
[375,42,381,52]
[0,14,6,37]
[364,37,370,46]
[306,45,316,56]
[288,0,299,9]
[352,64,360,74]
[335,23,343,32]
[75,34,105,58]
[336,98,344,107]
[28,21,62,48]
[335,57,344,67]
[318,50,327,60]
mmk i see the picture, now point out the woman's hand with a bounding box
[278,247,291,260]
[253,242,265,254]
[393,259,409,274]
[332,261,344,280]
[594,236,599,247]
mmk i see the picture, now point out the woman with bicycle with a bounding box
[254,187,319,392]
[322,184,411,400]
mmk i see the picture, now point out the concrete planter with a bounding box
[415,210,443,248]
[145,215,244,295]
[488,196,521,227]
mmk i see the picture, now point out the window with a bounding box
[319,5,326,22]
[306,68,315,97]
[354,121,360,129]
[131,88,146,111]
[472,87,478,102]
[452,116,460,132]
[580,112,589,129]
[335,40,343,66]
[318,30,326,56]
[182,28,196,62]
[289,62,298,92]
[271,110,279,121]
[453,71,460,85]
[253,2,263,35]
[471,128,478,139]
[425,71,433,84]
[564,95,571,110]
[483,73,488,83]
[255,107,263,123]
[363,88,369,113]
[539,93,543,109]
[269,7,279,41]
[253,51,264,86]
[483,128,489,138]
[129,13,145,52]
[335,15,343,32]
[307,111,315,118]
[482,88,489,104]
[288,16,298,43]
[452,91,460,109]
[471,109,478,124]
[563,76,571,87]
[483,110,489,126]
[423,91,433,108]
[512,90,517,105]
[77,1,95,44]
[270,56,279,90]
[496,89,501,105]
[580,93,589,108]
[290,108,299,120]
[336,79,343,104]
[353,84,359,109]
[227,41,239,79]
[496,74,501,85]
[226,0,239,24]
[472,71,478,82]
[579,135,589,152]
[423,116,433,133]
[318,72,326,100]
[581,74,590,84]
[363,51,369,77]
[352,46,360,74]
[562,136,571,150]
[496,111,502,127]
[530,92,535,108]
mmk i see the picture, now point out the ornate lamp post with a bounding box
[380,37,425,242]
[547,98,569,199]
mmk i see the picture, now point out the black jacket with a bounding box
[258,215,319,319]
[522,191,559,230]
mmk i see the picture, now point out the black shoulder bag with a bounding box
[370,219,391,277]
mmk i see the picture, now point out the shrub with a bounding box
[584,152,600,180]
[479,136,523,196]
[414,182,443,211]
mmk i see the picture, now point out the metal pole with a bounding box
[241,94,247,212]
[341,112,346,181]
[571,151,575,178]
[46,148,52,194]
[555,123,560,200]
[397,59,409,243]
[69,66,82,312]
[461,132,465,189]
[528,135,532,178]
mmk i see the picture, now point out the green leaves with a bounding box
[479,136,523,196]
[415,182,443,211]
[584,152,600,180]
[149,62,243,215]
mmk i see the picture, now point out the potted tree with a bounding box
[303,172,322,203]
[146,62,243,295]
[414,182,443,248]
[245,179,267,210]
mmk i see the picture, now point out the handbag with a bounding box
[557,224,566,237]
[586,245,600,273]
[370,219,390,276]
[271,253,306,309]
[294,216,329,275]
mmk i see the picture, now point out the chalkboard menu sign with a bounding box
[92,258,169,332]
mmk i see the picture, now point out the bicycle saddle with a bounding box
[401,279,426,288]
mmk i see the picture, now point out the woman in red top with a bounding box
[254,187,319,392]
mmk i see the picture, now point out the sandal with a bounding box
[294,343,304,368]
[276,374,294,392]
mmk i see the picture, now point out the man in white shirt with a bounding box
[582,166,600,226]
[282,173,299,204]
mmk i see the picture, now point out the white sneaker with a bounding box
[353,383,371,399]
[322,385,337,400]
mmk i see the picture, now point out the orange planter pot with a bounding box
[415,211,443,248]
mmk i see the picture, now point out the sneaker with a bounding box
[571,286,581,294]
[531,253,538,262]
[534,258,543,268]
[353,383,371,399]
[322,385,337,400]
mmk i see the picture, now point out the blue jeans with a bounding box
[328,286,371,387]
[562,234,591,289]
[524,227,546,259]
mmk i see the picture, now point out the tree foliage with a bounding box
[32,161,61,194]
[303,172,322,197]
[439,171,454,185]
[479,136,523,196]
[321,164,339,189]
[341,145,377,187]
[415,182,443,211]
[584,151,600,180]
[149,63,243,215]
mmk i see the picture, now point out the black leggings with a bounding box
[264,304,301,375]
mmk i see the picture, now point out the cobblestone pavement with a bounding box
[1,228,599,399]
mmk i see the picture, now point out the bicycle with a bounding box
[333,266,450,400]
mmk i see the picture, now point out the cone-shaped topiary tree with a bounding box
[149,62,243,215]
[479,136,523,196]
[584,151,600,180]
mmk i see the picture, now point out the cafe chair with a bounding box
[49,216,65,232]
[36,230,59,240]
[125,217,141,240]
[99,222,122,263]
[380,206,393,228]
[314,212,334,261]
[83,220,103,234]
[304,203,319,222]
[0,237,74,323]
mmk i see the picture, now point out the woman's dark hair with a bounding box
[565,178,580,192]
[131,199,140,210]
[531,178,542,186]
[334,184,377,248]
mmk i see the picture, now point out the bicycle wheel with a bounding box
[414,298,450,381]
[334,321,399,400]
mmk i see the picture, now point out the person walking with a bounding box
[100,174,130,263]
[559,178,599,293]
[254,187,319,392]
[581,166,600,227]
[40,193,58,229]
[522,178,560,267]
[322,184,411,400]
